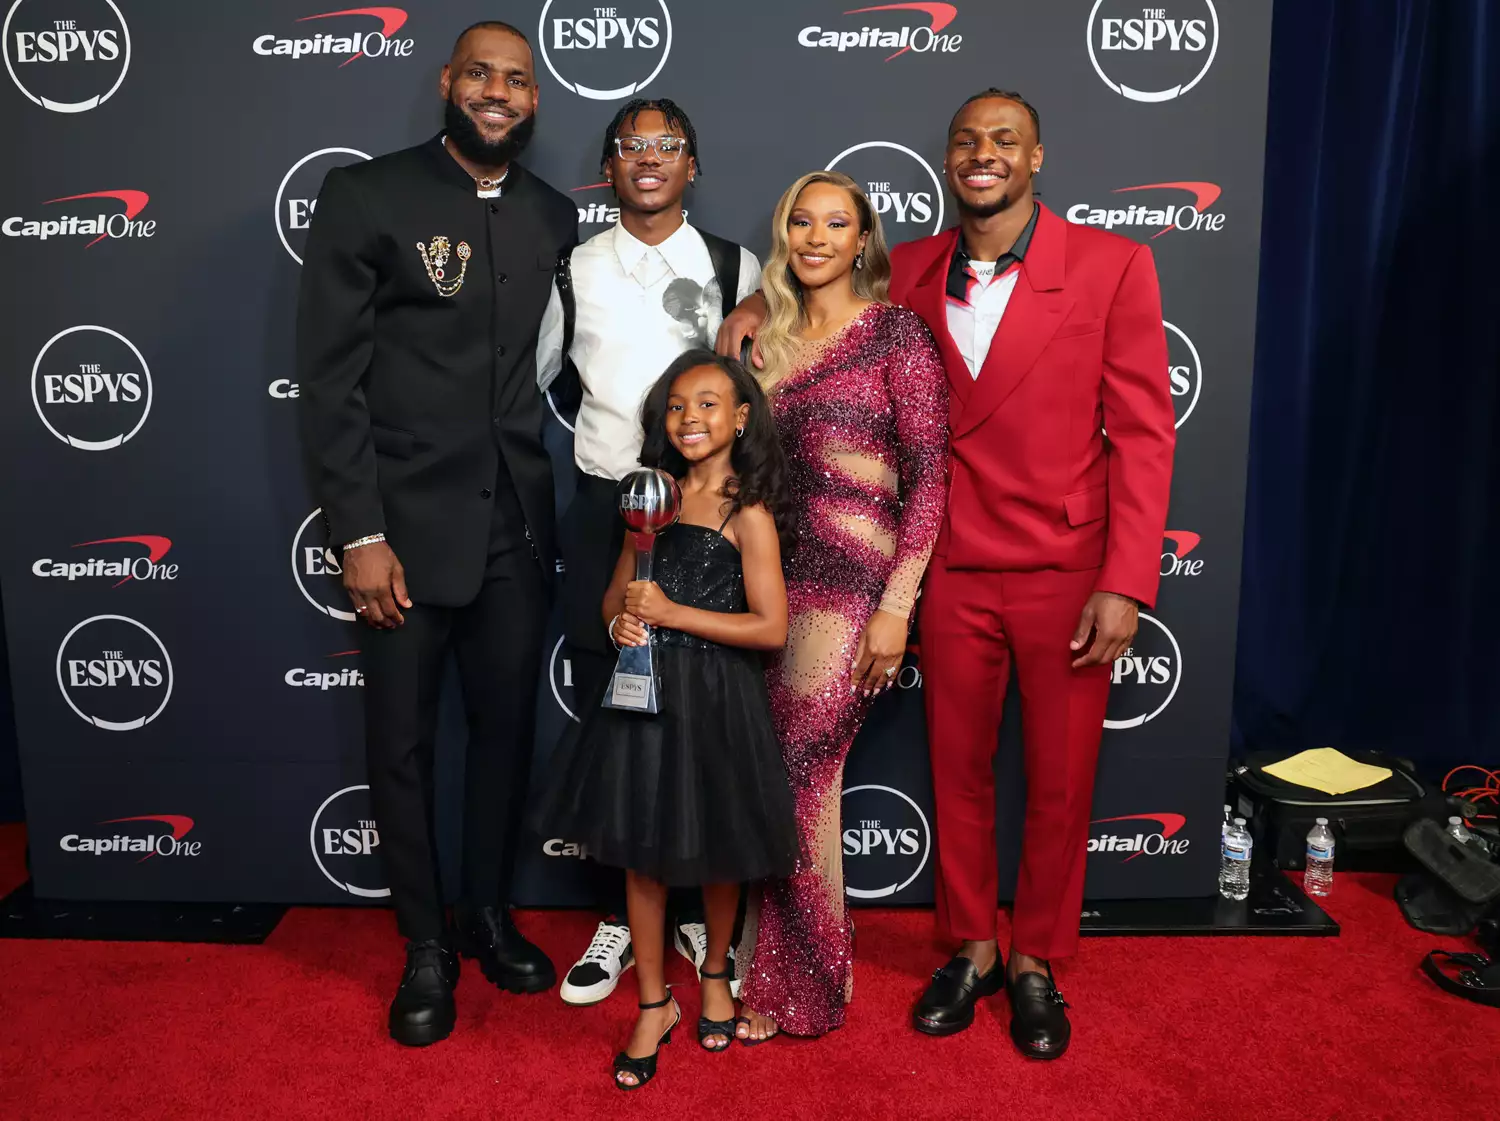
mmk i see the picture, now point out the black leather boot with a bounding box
[1006,965,1071,1059]
[453,905,556,994]
[912,953,1004,1036]
[389,938,459,1047]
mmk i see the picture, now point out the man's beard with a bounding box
[444,97,535,167]
[956,189,1015,219]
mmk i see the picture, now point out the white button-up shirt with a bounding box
[537,221,761,480]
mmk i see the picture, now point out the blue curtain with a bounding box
[1235,0,1500,771]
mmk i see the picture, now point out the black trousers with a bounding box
[363,487,545,942]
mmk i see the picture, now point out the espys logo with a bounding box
[1162,530,1203,577]
[55,614,173,731]
[1104,612,1181,730]
[310,785,388,897]
[31,326,151,451]
[539,0,671,101]
[1165,319,1201,428]
[1066,182,1225,239]
[276,147,371,266]
[292,508,356,622]
[33,535,176,586]
[253,7,413,66]
[3,189,154,246]
[825,141,944,237]
[59,814,200,860]
[841,784,931,899]
[798,3,962,60]
[549,635,579,722]
[285,650,363,690]
[1088,1,1219,103]
[3,0,129,113]
[1087,812,1189,861]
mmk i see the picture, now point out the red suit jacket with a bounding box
[889,203,1175,608]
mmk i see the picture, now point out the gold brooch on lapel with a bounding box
[417,235,470,297]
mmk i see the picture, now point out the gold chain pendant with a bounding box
[416,236,470,298]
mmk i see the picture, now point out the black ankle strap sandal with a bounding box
[613,994,678,1091]
[697,968,736,1052]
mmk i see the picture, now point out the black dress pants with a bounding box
[363,475,545,942]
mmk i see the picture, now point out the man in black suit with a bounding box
[296,20,577,1047]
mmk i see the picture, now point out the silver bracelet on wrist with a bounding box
[607,614,622,650]
[342,533,387,552]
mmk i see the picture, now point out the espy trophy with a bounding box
[603,467,682,713]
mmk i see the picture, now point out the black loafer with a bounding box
[389,938,459,1046]
[1006,968,1071,1059]
[453,905,556,994]
[912,954,1004,1036]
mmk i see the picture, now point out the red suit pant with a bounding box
[920,562,1110,960]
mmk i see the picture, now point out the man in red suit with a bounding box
[719,89,1174,1059]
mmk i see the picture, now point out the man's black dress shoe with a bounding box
[389,938,459,1047]
[1006,967,1071,1059]
[912,954,1004,1036]
[453,905,556,994]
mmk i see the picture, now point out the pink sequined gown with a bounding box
[737,302,948,1036]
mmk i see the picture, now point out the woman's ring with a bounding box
[884,665,895,677]
[357,605,368,614]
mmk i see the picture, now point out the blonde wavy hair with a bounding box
[757,171,892,390]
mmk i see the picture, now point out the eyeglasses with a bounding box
[614,135,688,162]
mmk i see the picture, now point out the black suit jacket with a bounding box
[296,135,577,606]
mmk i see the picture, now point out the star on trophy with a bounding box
[603,467,682,713]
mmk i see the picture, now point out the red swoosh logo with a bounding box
[1090,812,1187,863]
[1112,182,1222,240]
[99,814,194,862]
[45,191,150,248]
[297,7,408,66]
[1162,531,1200,559]
[845,3,959,61]
[327,650,360,657]
[73,535,172,587]
[570,182,610,192]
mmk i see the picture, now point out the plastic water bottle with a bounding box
[1445,816,1473,846]
[1219,817,1252,901]
[1304,818,1334,897]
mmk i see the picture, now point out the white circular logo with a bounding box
[1087,0,1219,103]
[538,0,672,101]
[310,785,389,897]
[825,141,945,238]
[31,325,151,451]
[3,0,129,113]
[840,784,931,899]
[548,634,579,721]
[1164,320,1202,429]
[55,614,173,731]
[275,147,371,265]
[1103,613,1182,729]
[292,508,356,622]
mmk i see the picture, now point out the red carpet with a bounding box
[0,823,1492,1120]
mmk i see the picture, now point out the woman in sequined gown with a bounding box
[735,172,948,1040]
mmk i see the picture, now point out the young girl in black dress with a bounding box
[533,349,800,1090]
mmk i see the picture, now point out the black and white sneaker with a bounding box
[559,918,633,1006]
[673,920,739,998]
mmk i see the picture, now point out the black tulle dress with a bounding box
[531,520,800,887]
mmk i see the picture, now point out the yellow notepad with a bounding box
[1262,748,1393,796]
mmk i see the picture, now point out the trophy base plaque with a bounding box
[603,640,660,714]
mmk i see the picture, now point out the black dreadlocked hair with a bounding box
[451,20,530,57]
[599,97,701,176]
[950,88,1042,142]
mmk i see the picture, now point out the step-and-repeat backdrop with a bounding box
[0,1,1270,907]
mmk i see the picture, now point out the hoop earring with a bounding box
[735,426,745,438]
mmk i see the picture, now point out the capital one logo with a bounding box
[285,650,363,690]
[33,534,177,586]
[1087,812,1189,861]
[1087,1,1219,103]
[60,814,200,860]
[276,147,371,265]
[253,7,414,66]
[55,614,173,731]
[1162,530,1203,577]
[798,3,963,60]
[3,189,154,246]
[539,0,671,101]
[825,141,944,237]
[310,785,388,897]
[1104,613,1180,729]
[1067,182,1225,240]
[292,508,356,622]
[31,326,151,451]
[1165,320,1201,429]
[841,784,931,899]
[3,0,129,112]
